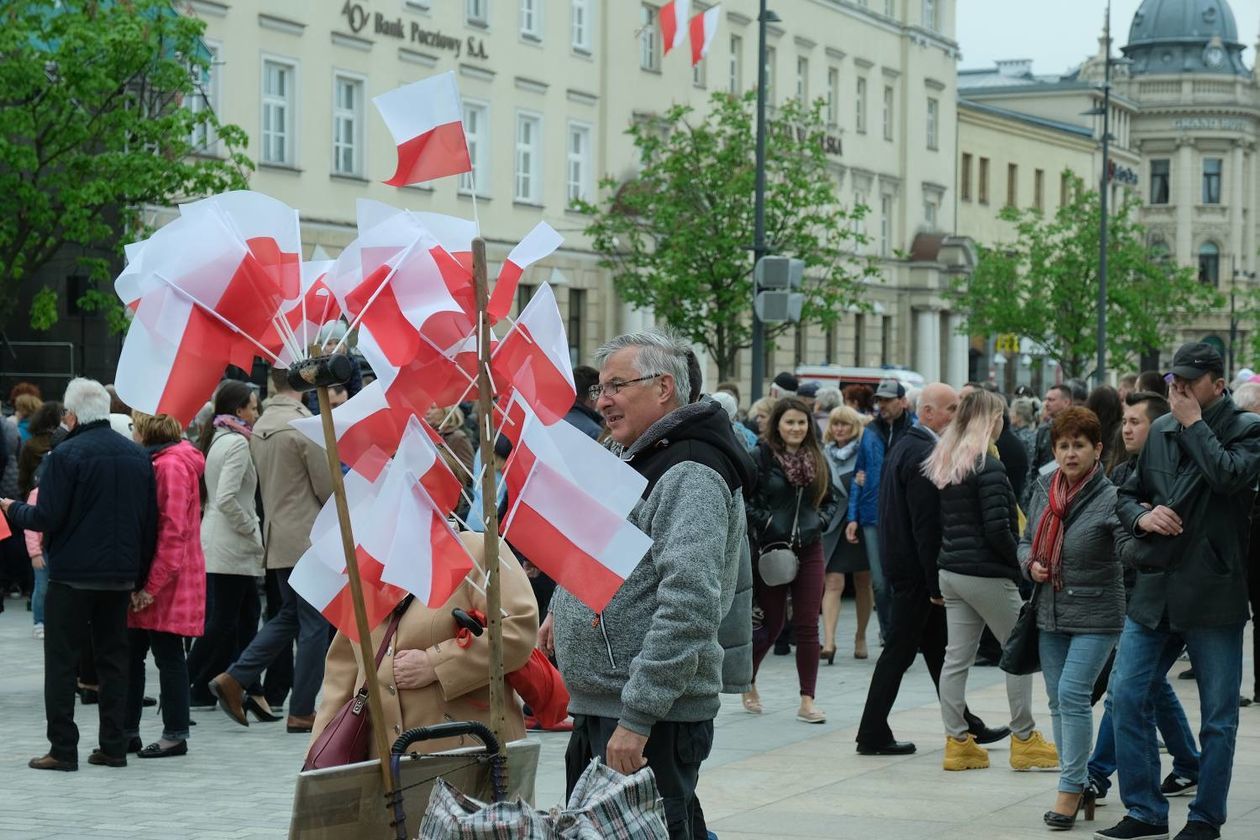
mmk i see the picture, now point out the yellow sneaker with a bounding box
[943,734,990,770]
[1010,730,1059,771]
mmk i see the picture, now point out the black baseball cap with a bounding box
[773,371,799,393]
[1168,342,1224,381]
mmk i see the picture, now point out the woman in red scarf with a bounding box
[744,397,837,724]
[1019,407,1126,830]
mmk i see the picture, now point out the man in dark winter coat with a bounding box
[1099,343,1260,840]
[539,330,751,840]
[3,378,157,772]
[855,383,1005,754]
[563,365,604,440]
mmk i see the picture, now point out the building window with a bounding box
[882,85,894,141]
[640,5,660,71]
[922,0,937,30]
[854,313,865,366]
[826,66,839,126]
[924,198,938,229]
[879,194,893,257]
[825,322,837,364]
[856,77,867,134]
[1150,158,1170,204]
[1006,163,1018,207]
[1202,158,1222,204]
[1034,168,1045,211]
[1150,236,1170,262]
[960,152,972,201]
[765,46,776,101]
[926,97,939,150]
[1199,242,1220,286]
[467,0,489,25]
[566,121,592,205]
[520,0,541,39]
[796,56,809,102]
[571,0,591,52]
[189,42,220,153]
[884,0,895,16]
[332,74,363,177]
[261,58,295,166]
[568,288,585,366]
[515,283,535,316]
[978,157,990,204]
[881,315,892,366]
[1060,171,1072,206]
[728,34,743,92]
[515,112,542,203]
[458,100,488,194]
[794,323,806,366]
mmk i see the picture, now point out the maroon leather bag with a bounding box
[302,608,406,771]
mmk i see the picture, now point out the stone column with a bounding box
[945,312,969,386]
[1176,138,1195,262]
[914,307,940,382]
[1232,140,1245,271]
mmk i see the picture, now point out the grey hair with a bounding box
[905,386,921,413]
[814,387,842,413]
[594,330,691,408]
[1011,396,1038,426]
[63,378,112,425]
[711,390,739,420]
[1234,382,1260,413]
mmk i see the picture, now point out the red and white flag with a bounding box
[490,283,575,425]
[503,460,651,613]
[373,71,472,187]
[501,393,645,518]
[265,259,339,365]
[689,5,721,66]
[486,222,563,325]
[659,0,691,55]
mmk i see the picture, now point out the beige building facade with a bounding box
[171,0,971,395]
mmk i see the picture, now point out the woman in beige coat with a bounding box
[311,532,539,756]
[186,382,271,715]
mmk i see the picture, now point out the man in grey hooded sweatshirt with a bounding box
[539,331,751,840]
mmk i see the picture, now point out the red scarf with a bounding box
[1029,462,1100,591]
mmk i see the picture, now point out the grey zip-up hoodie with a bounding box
[550,400,751,736]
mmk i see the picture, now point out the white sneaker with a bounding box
[33,624,44,639]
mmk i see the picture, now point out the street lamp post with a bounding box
[750,0,777,402]
[1096,1,1112,387]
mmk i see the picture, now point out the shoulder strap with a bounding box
[373,598,410,669]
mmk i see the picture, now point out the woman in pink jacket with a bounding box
[124,412,206,758]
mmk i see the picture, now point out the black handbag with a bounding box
[999,586,1042,676]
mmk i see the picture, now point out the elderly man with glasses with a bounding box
[538,330,753,840]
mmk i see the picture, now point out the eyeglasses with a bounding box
[589,374,661,400]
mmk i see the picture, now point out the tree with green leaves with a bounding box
[954,172,1220,379]
[576,92,876,381]
[0,0,251,331]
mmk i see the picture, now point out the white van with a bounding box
[794,365,925,392]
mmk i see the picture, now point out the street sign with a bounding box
[995,333,1020,354]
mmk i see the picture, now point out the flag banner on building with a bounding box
[689,5,721,66]
[486,221,564,324]
[502,460,651,613]
[659,0,691,55]
[373,71,472,187]
[490,283,576,425]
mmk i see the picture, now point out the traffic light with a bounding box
[754,255,805,323]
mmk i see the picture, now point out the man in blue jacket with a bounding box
[2,378,157,772]
[843,378,912,639]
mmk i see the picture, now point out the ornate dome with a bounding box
[1122,0,1249,76]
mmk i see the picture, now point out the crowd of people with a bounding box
[2,335,1258,840]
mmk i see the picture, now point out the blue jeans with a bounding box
[861,525,892,639]
[1088,659,1199,795]
[1112,617,1244,829]
[32,563,49,625]
[1038,630,1118,793]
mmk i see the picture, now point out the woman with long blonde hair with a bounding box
[925,390,1057,773]
[819,406,874,661]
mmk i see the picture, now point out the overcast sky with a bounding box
[957,0,1260,76]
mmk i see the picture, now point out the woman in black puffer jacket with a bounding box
[924,390,1057,773]
[745,397,836,724]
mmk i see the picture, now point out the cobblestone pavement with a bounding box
[1,596,1257,838]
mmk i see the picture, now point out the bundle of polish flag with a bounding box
[111,69,656,642]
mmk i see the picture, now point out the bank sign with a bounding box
[341,2,489,60]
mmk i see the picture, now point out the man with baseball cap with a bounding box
[1098,342,1260,840]
[843,378,910,640]
[769,371,798,400]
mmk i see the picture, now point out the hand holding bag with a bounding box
[302,604,408,771]
[999,586,1042,676]
[758,488,802,587]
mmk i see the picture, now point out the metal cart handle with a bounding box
[391,720,501,757]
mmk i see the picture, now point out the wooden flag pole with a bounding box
[471,237,509,777]
[315,384,398,807]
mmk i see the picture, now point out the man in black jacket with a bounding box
[1099,343,1260,840]
[2,378,157,772]
[855,383,1007,754]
